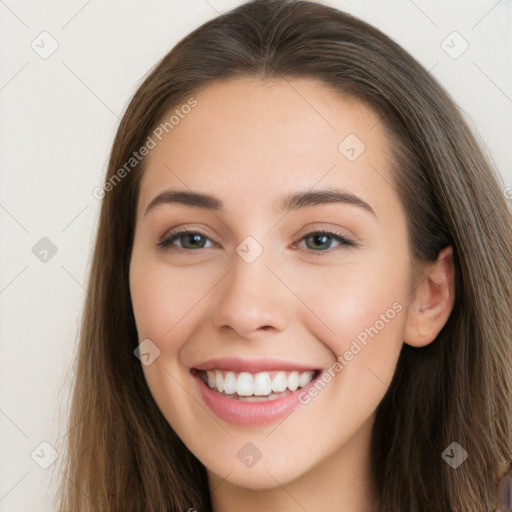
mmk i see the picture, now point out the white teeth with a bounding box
[236,372,253,396]
[253,372,272,396]
[271,371,288,393]
[223,371,236,395]
[202,368,317,397]
[287,371,299,391]
[299,370,315,387]
[215,371,224,393]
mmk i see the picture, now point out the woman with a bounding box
[55,1,512,510]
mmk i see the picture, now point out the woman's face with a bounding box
[129,77,413,492]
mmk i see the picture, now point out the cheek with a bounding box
[293,248,409,389]
[129,278,172,346]
[129,257,207,429]
[300,255,407,338]
[129,252,214,340]
[287,268,407,454]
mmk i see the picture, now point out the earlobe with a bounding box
[403,245,455,348]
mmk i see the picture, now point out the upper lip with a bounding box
[192,357,321,373]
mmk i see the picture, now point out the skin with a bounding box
[129,77,454,512]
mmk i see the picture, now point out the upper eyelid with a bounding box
[159,222,356,240]
[158,227,356,249]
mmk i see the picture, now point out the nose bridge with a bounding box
[210,238,289,336]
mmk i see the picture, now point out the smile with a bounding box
[199,369,319,400]
[191,361,325,426]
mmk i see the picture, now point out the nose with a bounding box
[210,248,291,338]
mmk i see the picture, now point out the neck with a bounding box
[208,414,378,512]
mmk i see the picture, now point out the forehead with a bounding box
[137,77,397,219]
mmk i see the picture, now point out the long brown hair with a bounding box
[54,1,512,510]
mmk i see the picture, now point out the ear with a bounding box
[403,245,455,348]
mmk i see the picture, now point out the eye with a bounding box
[157,229,215,250]
[296,230,357,253]
[157,228,357,254]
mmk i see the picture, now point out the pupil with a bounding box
[311,234,330,250]
[186,234,204,248]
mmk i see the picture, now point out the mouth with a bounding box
[195,368,321,401]
[190,363,324,426]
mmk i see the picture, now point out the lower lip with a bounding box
[193,371,319,427]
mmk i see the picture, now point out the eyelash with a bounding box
[157,228,357,255]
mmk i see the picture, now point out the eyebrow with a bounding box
[143,188,376,217]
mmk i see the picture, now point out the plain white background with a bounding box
[0,1,511,510]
